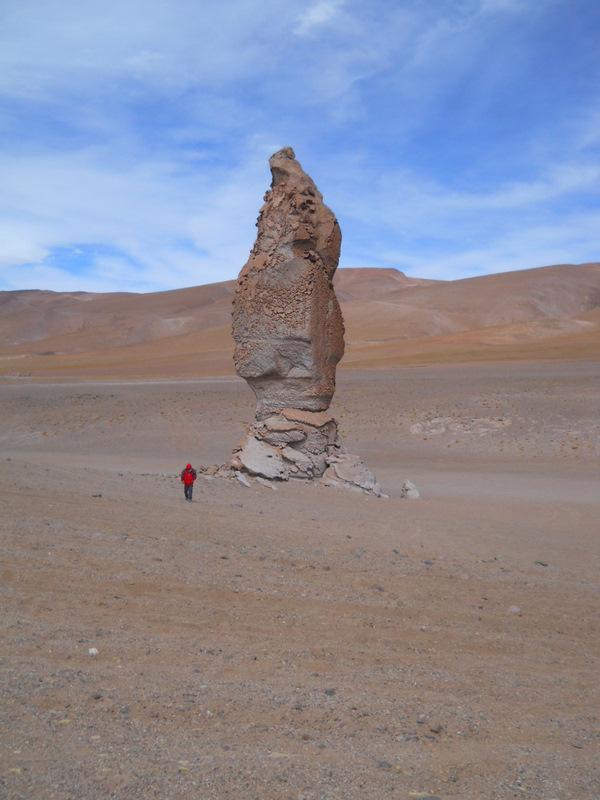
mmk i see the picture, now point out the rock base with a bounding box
[225,407,386,496]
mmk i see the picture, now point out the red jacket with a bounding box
[181,465,197,486]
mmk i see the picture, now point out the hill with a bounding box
[1,263,599,378]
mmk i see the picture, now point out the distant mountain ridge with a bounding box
[1,263,599,376]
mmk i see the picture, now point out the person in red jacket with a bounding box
[180,463,197,502]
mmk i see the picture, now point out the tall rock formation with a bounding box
[230,147,383,495]
[232,146,344,417]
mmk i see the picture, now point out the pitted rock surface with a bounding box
[232,147,344,418]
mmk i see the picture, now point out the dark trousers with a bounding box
[184,484,193,501]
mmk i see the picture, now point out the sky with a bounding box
[1,0,599,293]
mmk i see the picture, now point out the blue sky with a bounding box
[1,0,599,292]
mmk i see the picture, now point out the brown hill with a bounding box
[1,263,599,378]
[0,280,235,352]
[0,269,438,352]
[342,263,600,343]
[333,267,439,301]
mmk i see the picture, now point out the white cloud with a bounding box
[354,206,600,280]
[0,1,281,97]
[331,156,600,239]
[330,123,600,280]
[0,225,49,268]
[0,143,273,291]
[294,0,345,35]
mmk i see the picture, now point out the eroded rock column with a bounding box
[232,146,344,416]
[230,147,383,495]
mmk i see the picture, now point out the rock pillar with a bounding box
[230,147,383,495]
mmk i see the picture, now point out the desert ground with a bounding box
[1,357,599,799]
[1,264,600,798]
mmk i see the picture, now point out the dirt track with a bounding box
[1,362,599,799]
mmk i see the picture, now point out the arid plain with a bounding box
[1,264,599,799]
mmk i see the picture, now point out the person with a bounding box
[180,463,197,502]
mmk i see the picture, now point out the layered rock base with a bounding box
[227,408,385,496]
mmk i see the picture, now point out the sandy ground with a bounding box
[1,361,599,799]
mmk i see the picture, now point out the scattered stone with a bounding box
[322,453,384,495]
[376,760,392,770]
[408,795,442,800]
[234,471,252,488]
[400,480,420,499]
[324,688,336,696]
[88,647,99,657]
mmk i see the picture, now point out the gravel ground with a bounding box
[1,361,599,799]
